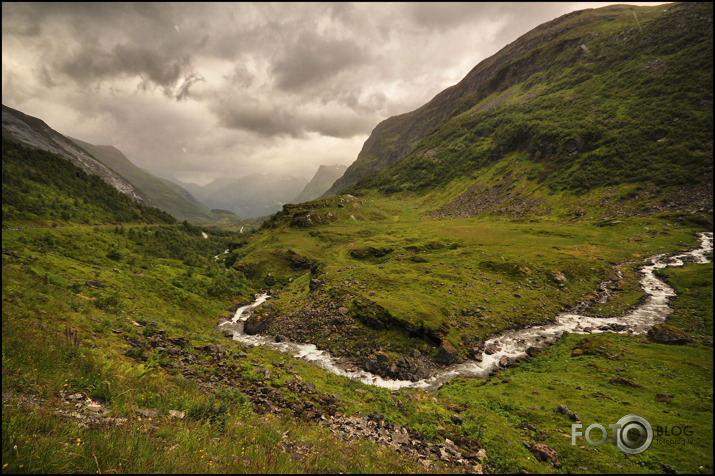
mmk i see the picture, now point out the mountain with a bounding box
[2,104,149,205]
[293,164,348,203]
[68,137,212,222]
[1,136,175,227]
[324,2,713,201]
[182,173,309,218]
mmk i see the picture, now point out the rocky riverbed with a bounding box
[219,232,713,391]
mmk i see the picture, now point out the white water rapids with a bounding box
[219,232,712,391]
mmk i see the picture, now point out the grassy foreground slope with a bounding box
[3,217,712,474]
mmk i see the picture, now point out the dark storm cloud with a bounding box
[408,2,502,31]
[3,2,659,182]
[212,101,300,138]
[272,31,372,92]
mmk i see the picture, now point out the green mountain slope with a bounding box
[2,104,149,204]
[2,137,175,227]
[326,3,712,202]
[68,138,219,223]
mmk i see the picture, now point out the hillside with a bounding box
[68,138,217,223]
[294,164,348,203]
[2,105,149,205]
[325,3,713,202]
[1,137,175,228]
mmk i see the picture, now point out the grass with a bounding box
[243,192,704,360]
[2,209,712,473]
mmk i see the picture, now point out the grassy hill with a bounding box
[68,138,214,223]
[327,3,712,201]
[1,137,175,228]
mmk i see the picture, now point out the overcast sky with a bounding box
[2,2,665,185]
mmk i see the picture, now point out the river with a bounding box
[219,232,713,391]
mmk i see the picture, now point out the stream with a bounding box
[219,232,713,391]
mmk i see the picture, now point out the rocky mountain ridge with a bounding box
[2,104,148,205]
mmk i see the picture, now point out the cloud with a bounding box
[3,2,662,185]
[272,31,372,92]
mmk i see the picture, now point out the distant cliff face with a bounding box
[294,164,348,203]
[2,104,149,204]
[324,3,713,197]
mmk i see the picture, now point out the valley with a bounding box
[2,2,713,474]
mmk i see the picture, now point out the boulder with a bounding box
[528,442,560,467]
[556,404,580,422]
[647,324,692,345]
[309,279,323,292]
[483,343,498,355]
[437,340,458,365]
[526,346,540,357]
[609,376,643,388]
[244,313,274,335]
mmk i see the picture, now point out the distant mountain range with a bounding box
[173,173,309,219]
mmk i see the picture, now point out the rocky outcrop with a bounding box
[523,441,561,468]
[244,312,275,335]
[437,340,458,365]
[647,324,692,345]
[289,210,336,228]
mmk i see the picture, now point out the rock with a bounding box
[85,404,103,413]
[85,280,105,288]
[475,448,487,462]
[662,463,677,474]
[168,410,185,419]
[556,404,580,422]
[550,271,567,286]
[609,377,643,388]
[655,393,672,403]
[526,346,540,357]
[309,279,323,292]
[244,313,274,335]
[451,414,465,425]
[647,324,692,345]
[529,443,560,467]
[499,355,512,367]
[483,344,498,355]
[437,340,458,365]
[137,408,160,418]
